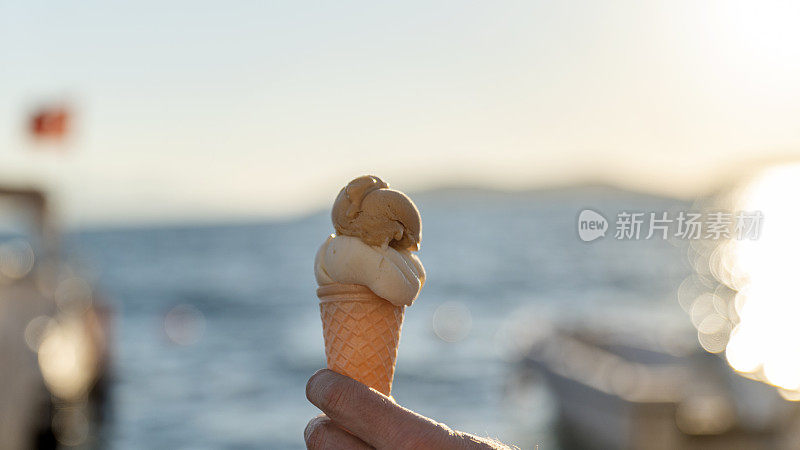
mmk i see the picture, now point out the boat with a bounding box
[520,319,800,449]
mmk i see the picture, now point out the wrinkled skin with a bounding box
[304,370,517,450]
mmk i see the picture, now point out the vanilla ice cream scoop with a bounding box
[331,175,421,251]
[314,234,425,306]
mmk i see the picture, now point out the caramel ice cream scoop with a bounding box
[331,175,421,251]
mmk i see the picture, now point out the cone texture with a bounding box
[317,283,405,396]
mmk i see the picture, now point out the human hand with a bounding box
[304,369,516,450]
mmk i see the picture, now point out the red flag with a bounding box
[29,107,70,140]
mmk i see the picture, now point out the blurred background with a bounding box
[3,1,800,448]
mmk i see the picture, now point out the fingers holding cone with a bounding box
[306,369,456,449]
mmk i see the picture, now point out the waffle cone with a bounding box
[317,283,405,396]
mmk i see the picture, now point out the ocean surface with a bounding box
[68,187,695,449]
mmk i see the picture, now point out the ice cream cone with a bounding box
[317,283,405,396]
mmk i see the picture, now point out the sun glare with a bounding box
[713,0,800,70]
[716,163,800,393]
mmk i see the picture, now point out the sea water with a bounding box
[69,188,693,449]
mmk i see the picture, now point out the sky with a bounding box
[2,0,800,226]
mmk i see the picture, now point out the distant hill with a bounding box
[411,183,689,204]
[73,183,695,234]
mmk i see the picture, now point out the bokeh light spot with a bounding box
[0,239,34,280]
[164,304,206,346]
[432,301,472,343]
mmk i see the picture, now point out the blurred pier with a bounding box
[0,185,111,448]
